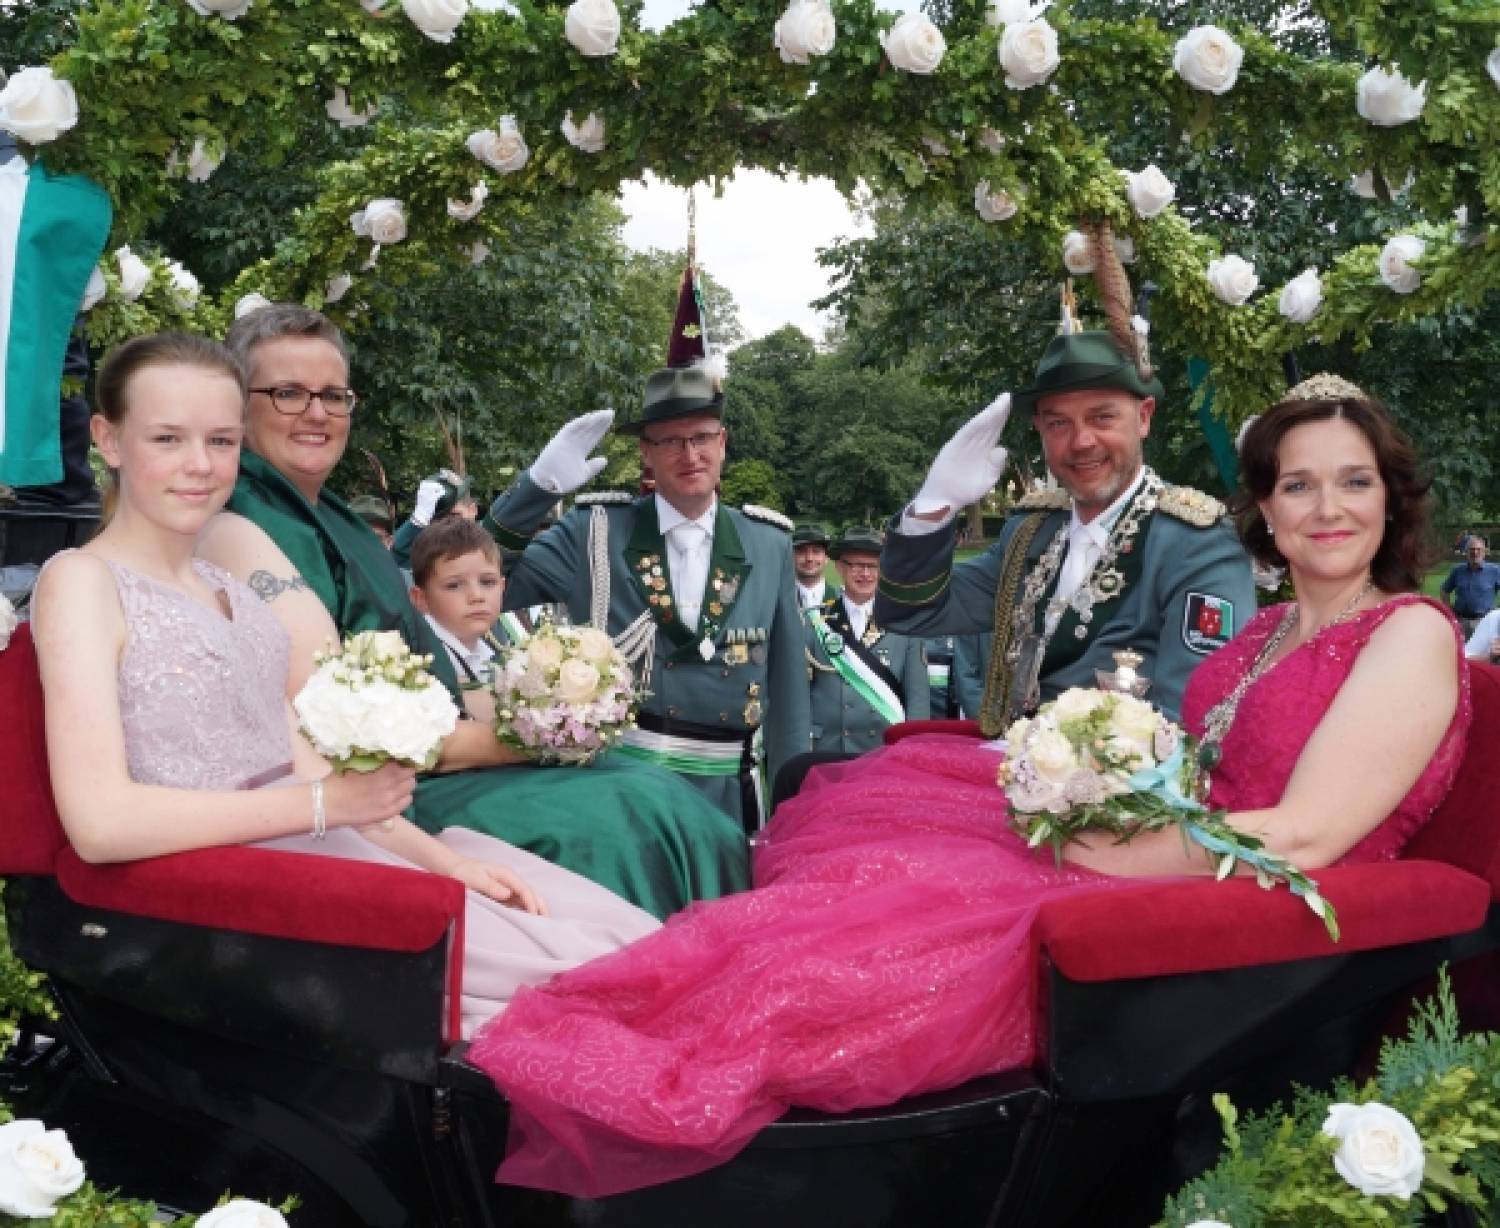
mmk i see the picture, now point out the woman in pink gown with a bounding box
[469,377,1469,1195]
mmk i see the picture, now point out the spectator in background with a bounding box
[1440,535,1500,638]
[350,494,395,549]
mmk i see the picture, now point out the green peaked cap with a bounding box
[617,365,725,435]
[831,525,884,558]
[792,522,831,547]
[1013,330,1165,415]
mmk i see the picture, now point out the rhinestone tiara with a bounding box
[1283,372,1367,403]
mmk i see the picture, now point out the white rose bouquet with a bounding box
[295,630,459,771]
[1000,688,1337,938]
[492,620,640,765]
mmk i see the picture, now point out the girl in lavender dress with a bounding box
[469,374,1469,1197]
[30,333,659,1040]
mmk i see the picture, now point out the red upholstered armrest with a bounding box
[1037,860,1491,982]
[55,844,464,954]
[885,719,982,744]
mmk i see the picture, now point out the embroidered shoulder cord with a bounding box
[590,505,656,688]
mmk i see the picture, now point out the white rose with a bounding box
[1111,696,1160,743]
[187,0,253,18]
[196,1200,291,1228]
[447,181,488,221]
[1488,48,1500,89]
[296,673,364,759]
[527,635,566,670]
[373,681,458,764]
[0,593,17,651]
[1061,229,1095,275]
[1049,688,1103,723]
[1323,1102,1424,1199]
[574,627,615,664]
[325,273,353,303]
[555,659,602,705]
[1123,163,1174,218]
[774,0,835,65]
[466,116,528,174]
[1379,234,1425,294]
[565,0,621,56]
[977,127,1006,153]
[402,0,468,43]
[986,0,1047,27]
[351,198,408,244]
[1356,65,1426,127]
[0,1120,87,1218]
[561,111,607,153]
[468,240,491,266]
[1206,254,1258,305]
[364,629,410,663]
[235,292,272,319]
[169,136,222,183]
[1028,727,1079,785]
[998,18,1058,90]
[80,264,106,312]
[115,245,150,302]
[1113,236,1136,264]
[1173,25,1243,94]
[1278,267,1322,324]
[974,180,1018,223]
[165,259,200,310]
[0,67,79,145]
[326,86,376,129]
[880,13,946,75]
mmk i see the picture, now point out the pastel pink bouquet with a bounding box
[492,620,639,765]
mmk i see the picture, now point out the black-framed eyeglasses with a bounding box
[642,429,723,456]
[251,385,359,417]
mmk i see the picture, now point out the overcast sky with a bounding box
[623,0,921,343]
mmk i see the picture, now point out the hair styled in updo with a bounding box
[1233,392,1433,594]
[94,332,248,520]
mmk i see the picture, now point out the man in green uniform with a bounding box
[485,365,811,831]
[876,329,1254,730]
[792,523,832,609]
[199,304,749,919]
[805,525,930,753]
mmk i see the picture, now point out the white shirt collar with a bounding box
[424,615,494,677]
[798,578,826,605]
[844,594,873,619]
[1068,467,1149,547]
[656,493,717,539]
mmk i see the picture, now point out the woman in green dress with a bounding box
[196,305,749,919]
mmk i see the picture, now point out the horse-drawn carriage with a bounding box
[4,511,1500,1225]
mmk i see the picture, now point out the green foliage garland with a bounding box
[9,0,1496,421]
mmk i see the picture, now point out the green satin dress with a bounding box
[227,452,750,919]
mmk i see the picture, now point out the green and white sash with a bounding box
[806,608,905,727]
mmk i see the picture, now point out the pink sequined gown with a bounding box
[469,593,1469,1196]
[85,556,660,1039]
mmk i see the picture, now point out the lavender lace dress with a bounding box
[98,556,660,1038]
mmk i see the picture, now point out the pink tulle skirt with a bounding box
[467,735,1128,1197]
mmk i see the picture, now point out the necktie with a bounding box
[669,521,710,632]
[1047,533,1101,633]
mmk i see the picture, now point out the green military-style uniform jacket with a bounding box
[804,588,931,753]
[225,451,751,919]
[875,470,1256,724]
[487,474,812,829]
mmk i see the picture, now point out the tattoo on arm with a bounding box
[247,569,310,603]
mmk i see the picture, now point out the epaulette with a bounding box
[1156,484,1227,527]
[1011,488,1072,513]
[741,504,794,532]
[574,491,634,506]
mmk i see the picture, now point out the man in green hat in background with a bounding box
[805,525,929,753]
[349,493,395,549]
[484,362,810,832]
[792,522,832,609]
[876,324,1254,729]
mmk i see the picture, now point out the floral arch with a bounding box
[3,0,1498,419]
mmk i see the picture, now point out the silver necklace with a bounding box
[1194,576,1375,791]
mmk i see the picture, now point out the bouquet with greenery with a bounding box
[294,630,458,772]
[1000,688,1338,940]
[492,620,640,766]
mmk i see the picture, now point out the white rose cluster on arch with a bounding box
[991,0,1059,93]
[467,116,529,174]
[880,13,946,75]
[0,66,79,145]
[974,180,1019,223]
[774,0,836,66]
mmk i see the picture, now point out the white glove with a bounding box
[412,478,446,527]
[529,409,615,495]
[911,393,1011,520]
